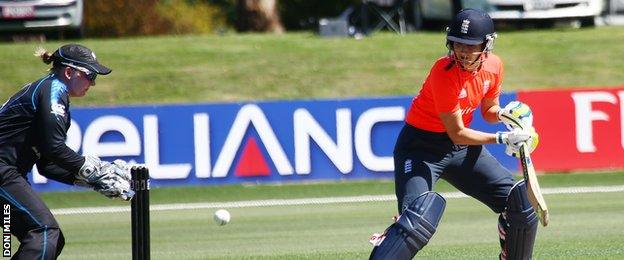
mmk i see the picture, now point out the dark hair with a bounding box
[35,47,54,64]
[35,47,64,74]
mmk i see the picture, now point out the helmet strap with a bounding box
[448,41,486,72]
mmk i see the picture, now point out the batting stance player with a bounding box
[369,9,540,259]
[0,44,133,259]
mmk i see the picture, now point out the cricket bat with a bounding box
[519,144,549,227]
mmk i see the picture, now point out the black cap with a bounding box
[52,44,111,75]
[447,9,495,45]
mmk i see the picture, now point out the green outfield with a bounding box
[1,27,623,259]
[0,27,623,106]
[24,172,624,259]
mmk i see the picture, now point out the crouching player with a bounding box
[369,9,540,260]
[0,44,133,259]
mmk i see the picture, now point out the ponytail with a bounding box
[34,47,54,65]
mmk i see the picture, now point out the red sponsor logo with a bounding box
[234,137,271,177]
[518,87,624,172]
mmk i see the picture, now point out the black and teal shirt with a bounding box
[0,74,84,185]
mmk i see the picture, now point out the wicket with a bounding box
[131,166,150,260]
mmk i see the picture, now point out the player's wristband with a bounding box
[495,132,507,144]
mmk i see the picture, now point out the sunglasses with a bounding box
[72,68,96,81]
[84,71,97,81]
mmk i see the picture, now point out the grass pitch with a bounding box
[1,27,623,106]
[29,172,624,259]
[0,28,622,258]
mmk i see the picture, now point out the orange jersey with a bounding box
[406,54,504,133]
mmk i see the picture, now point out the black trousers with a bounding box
[393,124,515,214]
[0,168,64,260]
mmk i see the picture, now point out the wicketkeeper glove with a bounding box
[497,101,533,130]
[76,155,134,200]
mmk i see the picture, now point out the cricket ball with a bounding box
[213,209,231,226]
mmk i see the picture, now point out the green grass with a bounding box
[2,29,623,258]
[38,171,624,208]
[52,191,624,259]
[1,27,623,106]
[20,171,623,259]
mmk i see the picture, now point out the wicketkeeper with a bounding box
[369,9,540,260]
[0,44,133,259]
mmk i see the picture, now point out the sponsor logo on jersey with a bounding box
[51,103,65,117]
[460,107,476,115]
[458,88,467,99]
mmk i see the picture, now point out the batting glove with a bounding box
[497,101,533,130]
[496,127,539,156]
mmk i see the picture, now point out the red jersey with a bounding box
[406,54,504,133]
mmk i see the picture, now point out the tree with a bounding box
[236,0,284,33]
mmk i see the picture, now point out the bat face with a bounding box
[520,145,550,227]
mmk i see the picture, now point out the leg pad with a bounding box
[370,192,446,260]
[499,180,538,260]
